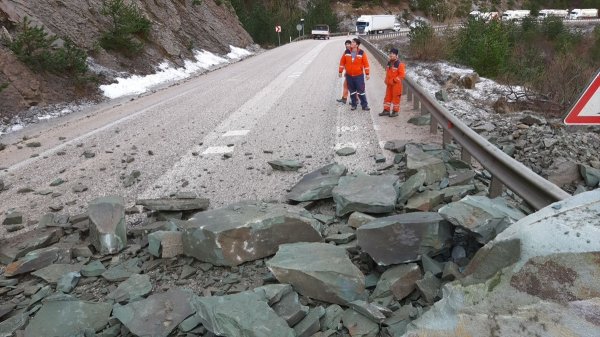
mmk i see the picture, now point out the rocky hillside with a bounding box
[0,0,253,116]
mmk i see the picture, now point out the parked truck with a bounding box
[537,9,569,19]
[311,24,330,39]
[501,10,531,21]
[355,15,396,35]
[568,8,599,19]
[469,11,499,21]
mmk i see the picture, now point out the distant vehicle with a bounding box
[501,10,531,21]
[311,24,329,40]
[408,17,430,29]
[355,15,396,35]
[537,9,569,19]
[568,8,599,19]
[393,22,402,32]
[469,11,499,21]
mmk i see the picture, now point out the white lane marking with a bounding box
[202,146,233,154]
[379,141,387,148]
[336,125,359,133]
[222,130,250,137]
[288,72,302,78]
[334,142,360,150]
[373,124,381,131]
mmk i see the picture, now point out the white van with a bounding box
[393,22,402,31]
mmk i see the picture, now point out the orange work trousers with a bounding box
[383,84,401,112]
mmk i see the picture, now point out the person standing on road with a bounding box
[379,48,405,117]
[336,40,353,104]
[338,38,370,111]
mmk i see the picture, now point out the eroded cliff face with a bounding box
[0,0,253,117]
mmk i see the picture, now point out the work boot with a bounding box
[336,97,347,104]
[350,105,357,110]
[389,111,399,117]
[379,110,390,116]
[362,106,370,111]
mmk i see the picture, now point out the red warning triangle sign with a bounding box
[564,70,600,125]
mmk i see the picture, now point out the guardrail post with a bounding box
[413,96,420,110]
[461,147,471,165]
[442,128,452,147]
[429,115,438,134]
[489,176,504,198]
[407,87,413,102]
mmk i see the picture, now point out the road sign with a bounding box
[296,24,302,32]
[275,25,281,32]
[564,70,600,125]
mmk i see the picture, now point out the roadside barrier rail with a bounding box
[359,37,571,210]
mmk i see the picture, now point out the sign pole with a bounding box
[278,32,280,46]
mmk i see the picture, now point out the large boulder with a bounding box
[267,242,365,305]
[332,174,399,216]
[402,190,600,337]
[287,163,348,202]
[181,201,322,266]
[357,213,451,265]
[405,147,447,185]
[88,196,127,255]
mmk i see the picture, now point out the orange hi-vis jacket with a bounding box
[339,48,370,77]
[385,59,405,90]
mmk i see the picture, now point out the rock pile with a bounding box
[1,142,598,337]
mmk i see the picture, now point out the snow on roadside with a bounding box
[100,46,253,99]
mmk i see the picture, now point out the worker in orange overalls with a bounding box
[379,48,405,117]
[338,38,371,111]
[336,40,357,104]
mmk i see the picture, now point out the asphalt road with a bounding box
[0,37,439,238]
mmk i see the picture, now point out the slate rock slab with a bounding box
[25,298,111,337]
[31,263,82,284]
[336,147,356,156]
[190,291,295,337]
[88,196,127,255]
[332,175,399,216]
[4,246,71,277]
[182,201,322,266]
[287,163,348,202]
[0,227,63,264]
[136,196,210,211]
[267,242,365,305]
[268,159,303,171]
[357,212,451,265]
[438,195,525,244]
[113,289,194,337]
[107,274,152,303]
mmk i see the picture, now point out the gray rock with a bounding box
[332,175,399,216]
[81,260,106,277]
[341,309,379,337]
[405,190,443,211]
[370,263,422,301]
[272,291,308,326]
[287,163,347,202]
[347,212,375,229]
[4,246,71,277]
[5,224,24,232]
[88,196,127,255]
[102,258,141,282]
[415,271,441,304]
[267,242,365,305]
[25,298,111,337]
[107,274,152,303]
[57,271,80,293]
[357,212,451,265]
[441,261,463,281]
[336,147,356,156]
[0,304,15,321]
[0,312,28,337]
[406,148,447,185]
[579,163,600,187]
[268,159,303,171]
[0,228,63,264]
[519,114,546,125]
[435,89,448,101]
[374,153,386,163]
[397,170,426,205]
[383,139,408,153]
[439,195,526,244]
[253,283,293,305]
[190,291,295,337]
[31,263,82,284]
[547,159,579,186]
[2,210,22,225]
[441,184,476,201]
[181,201,322,266]
[320,304,344,331]
[49,178,65,186]
[421,254,443,277]
[348,300,391,323]
[447,170,475,186]
[71,183,88,193]
[26,141,41,148]
[325,233,356,244]
[294,306,325,337]
[136,196,210,211]
[113,289,194,337]
[148,231,183,258]
[407,114,431,125]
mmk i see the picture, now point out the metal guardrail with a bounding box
[359,37,571,210]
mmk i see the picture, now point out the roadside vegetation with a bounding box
[409,17,599,114]
[5,17,88,77]
[99,0,151,56]
[230,0,338,46]
[0,82,8,93]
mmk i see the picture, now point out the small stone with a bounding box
[3,211,23,225]
[82,150,95,158]
[5,224,24,232]
[336,147,356,156]
[50,178,66,187]
[375,154,386,163]
[26,142,42,148]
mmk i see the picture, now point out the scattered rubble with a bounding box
[1,142,598,337]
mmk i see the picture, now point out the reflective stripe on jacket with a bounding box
[339,48,370,76]
[385,60,405,87]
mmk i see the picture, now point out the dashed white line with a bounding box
[202,146,233,154]
[222,130,250,137]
